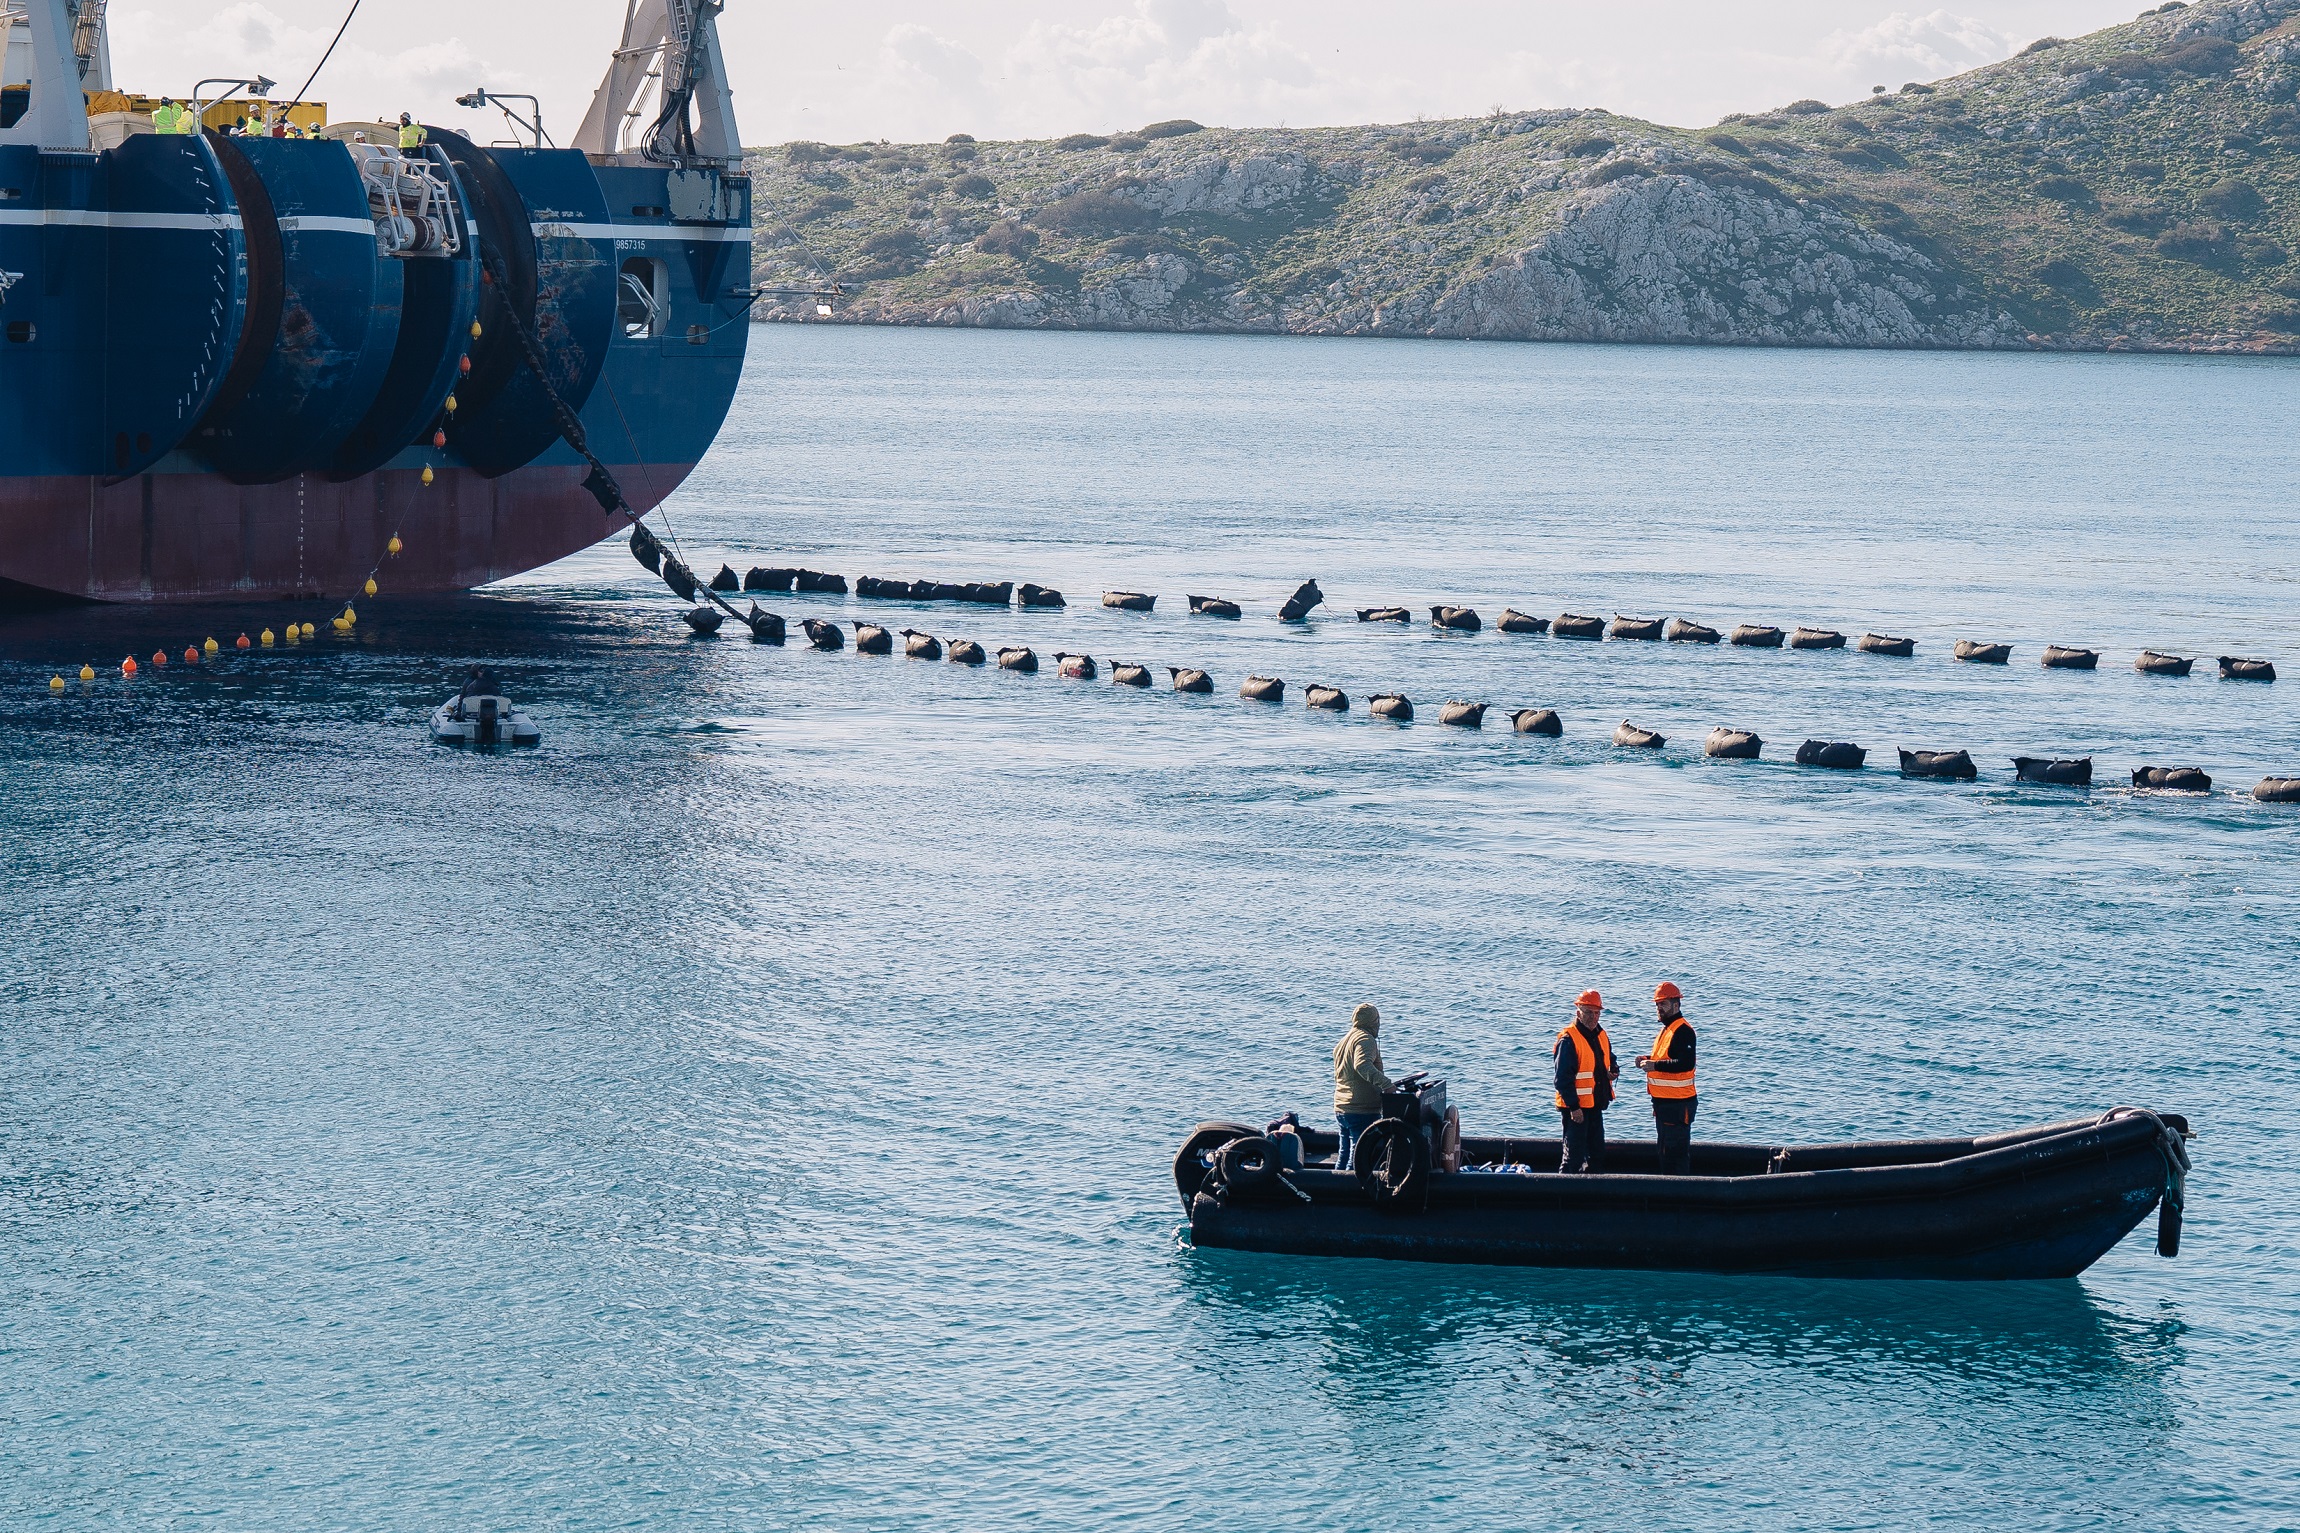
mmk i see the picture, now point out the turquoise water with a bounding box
[3,326,2297,1529]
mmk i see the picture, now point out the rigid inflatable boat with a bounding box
[1175,1086,2191,1280]
[429,693,540,747]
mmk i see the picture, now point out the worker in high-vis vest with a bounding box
[398,113,427,151]
[1552,989,1619,1173]
[151,97,187,134]
[1636,981,1698,1175]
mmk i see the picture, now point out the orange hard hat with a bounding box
[1654,981,1682,1003]
[1576,989,1602,1010]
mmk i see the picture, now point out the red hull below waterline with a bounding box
[0,462,693,605]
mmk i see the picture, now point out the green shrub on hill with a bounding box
[1035,190,1153,235]
[2199,178,2268,219]
[975,220,1037,256]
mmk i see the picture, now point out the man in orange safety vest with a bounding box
[1553,989,1618,1173]
[1636,981,1698,1175]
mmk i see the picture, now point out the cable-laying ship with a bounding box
[0,0,751,605]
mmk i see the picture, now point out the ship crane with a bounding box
[571,0,740,171]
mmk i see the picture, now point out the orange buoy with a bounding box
[183,646,199,663]
[237,633,251,649]
[152,649,167,666]
[458,354,471,374]
[122,657,138,675]
[432,429,446,448]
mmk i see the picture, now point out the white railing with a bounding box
[348,142,462,256]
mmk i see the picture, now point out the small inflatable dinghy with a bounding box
[430,694,541,748]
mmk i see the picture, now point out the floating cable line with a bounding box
[469,237,752,628]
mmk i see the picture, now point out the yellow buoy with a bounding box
[363,577,377,598]
[204,636,220,654]
[331,617,350,633]
[78,664,95,681]
[470,320,482,339]
[421,466,434,487]
[443,394,457,414]
[387,535,403,556]
[49,675,63,691]
[300,622,315,638]
[260,628,275,647]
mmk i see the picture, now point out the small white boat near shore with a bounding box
[430,694,541,748]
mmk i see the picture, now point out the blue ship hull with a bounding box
[0,128,749,602]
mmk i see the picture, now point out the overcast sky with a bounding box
[107,2,2155,146]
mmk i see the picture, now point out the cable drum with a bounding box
[1353,1118,1432,1213]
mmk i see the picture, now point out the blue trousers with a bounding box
[1336,1112,1378,1170]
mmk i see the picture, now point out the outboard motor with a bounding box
[475,696,500,747]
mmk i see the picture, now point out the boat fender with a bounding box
[2100,1107,2191,1258]
[662,559,698,601]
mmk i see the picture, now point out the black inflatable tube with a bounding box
[1261,1115,2158,1215]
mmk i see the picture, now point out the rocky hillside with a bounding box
[746,0,2300,351]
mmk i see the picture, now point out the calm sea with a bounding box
[3,325,2296,1530]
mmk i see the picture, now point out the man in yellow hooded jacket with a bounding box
[1332,1003,1393,1170]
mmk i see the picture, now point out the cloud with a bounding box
[110,3,522,126]
[845,0,1341,140]
[1004,0,1327,129]
[1814,9,2018,88]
